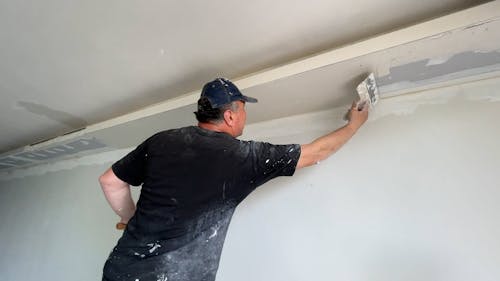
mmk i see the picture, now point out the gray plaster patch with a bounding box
[0,138,107,170]
[378,50,500,94]
[0,164,13,169]
[0,156,31,167]
[17,101,87,128]
[16,138,107,161]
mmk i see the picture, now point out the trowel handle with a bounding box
[356,100,368,111]
[116,222,127,230]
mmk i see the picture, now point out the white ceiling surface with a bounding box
[0,0,489,154]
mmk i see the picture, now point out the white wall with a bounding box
[0,161,130,280]
[1,77,499,281]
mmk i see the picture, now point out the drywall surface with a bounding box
[221,77,500,281]
[1,77,499,280]
[0,160,141,281]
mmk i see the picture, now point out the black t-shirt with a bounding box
[103,126,301,281]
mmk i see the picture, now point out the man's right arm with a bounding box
[297,102,369,169]
[99,168,136,226]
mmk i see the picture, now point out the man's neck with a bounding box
[198,122,235,137]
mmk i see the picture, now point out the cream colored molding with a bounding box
[15,1,500,150]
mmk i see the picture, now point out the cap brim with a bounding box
[241,95,258,103]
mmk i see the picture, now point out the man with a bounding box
[100,77,368,281]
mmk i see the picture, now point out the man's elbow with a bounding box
[98,173,107,185]
[100,168,130,191]
[99,169,117,190]
[99,174,110,191]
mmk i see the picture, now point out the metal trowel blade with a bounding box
[356,73,379,109]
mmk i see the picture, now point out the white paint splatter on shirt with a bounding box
[148,242,162,253]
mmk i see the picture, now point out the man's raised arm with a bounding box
[297,102,369,169]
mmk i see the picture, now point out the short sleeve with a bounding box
[111,141,148,186]
[248,142,301,187]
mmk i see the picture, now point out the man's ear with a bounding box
[223,110,234,127]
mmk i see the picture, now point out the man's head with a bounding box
[195,78,257,137]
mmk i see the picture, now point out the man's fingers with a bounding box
[358,101,368,111]
[351,101,358,110]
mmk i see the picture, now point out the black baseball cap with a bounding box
[200,78,258,108]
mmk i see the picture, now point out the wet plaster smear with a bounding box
[373,18,500,97]
[377,50,500,95]
[1,77,500,281]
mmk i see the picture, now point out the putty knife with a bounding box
[356,72,379,109]
[344,72,379,120]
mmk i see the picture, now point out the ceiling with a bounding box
[2,0,500,173]
[0,0,490,154]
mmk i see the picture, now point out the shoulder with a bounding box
[147,126,195,141]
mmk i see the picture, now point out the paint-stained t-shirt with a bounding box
[103,126,301,281]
